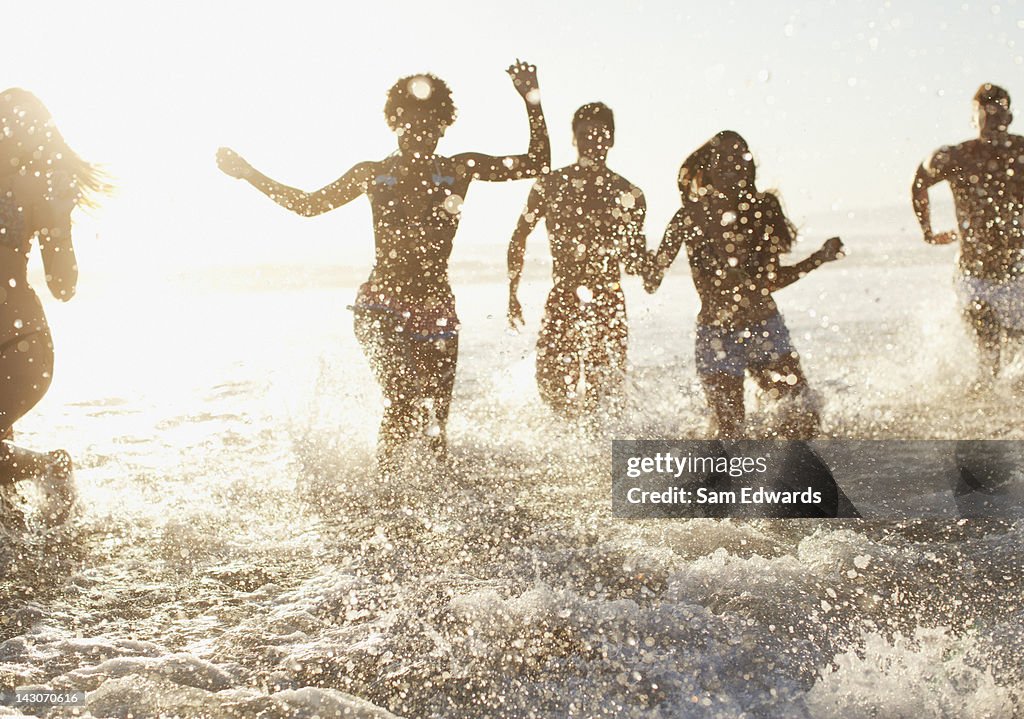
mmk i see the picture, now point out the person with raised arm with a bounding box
[646,131,843,438]
[218,61,549,473]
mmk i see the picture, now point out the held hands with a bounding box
[507,59,540,103]
[508,291,525,330]
[217,147,253,180]
[927,230,958,246]
[642,267,663,294]
[638,260,663,294]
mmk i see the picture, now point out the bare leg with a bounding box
[0,330,58,487]
[700,372,745,438]
[964,302,1003,385]
[751,354,820,439]
[0,442,52,486]
[410,334,459,461]
[536,295,583,416]
[354,311,419,473]
[354,310,460,473]
[581,294,628,413]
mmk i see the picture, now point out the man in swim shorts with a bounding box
[913,83,1024,385]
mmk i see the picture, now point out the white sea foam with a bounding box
[1,244,1022,717]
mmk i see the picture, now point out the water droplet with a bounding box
[443,194,463,214]
[408,76,432,100]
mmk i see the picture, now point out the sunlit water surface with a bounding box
[1,235,1022,718]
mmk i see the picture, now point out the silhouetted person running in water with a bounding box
[218,62,549,473]
[912,83,1024,387]
[507,103,652,416]
[0,89,107,522]
[646,131,843,438]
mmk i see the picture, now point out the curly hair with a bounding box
[384,74,457,132]
[0,88,110,209]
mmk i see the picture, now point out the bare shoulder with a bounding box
[607,171,645,206]
[1007,134,1024,154]
[340,159,384,187]
[544,163,575,185]
[926,140,971,172]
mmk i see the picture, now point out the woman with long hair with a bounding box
[0,88,107,521]
[646,130,843,437]
[218,61,549,474]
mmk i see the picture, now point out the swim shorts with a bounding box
[954,271,1024,332]
[695,312,796,378]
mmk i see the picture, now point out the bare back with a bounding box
[535,164,646,290]
[661,192,793,327]
[926,134,1024,279]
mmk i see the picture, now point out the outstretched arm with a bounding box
[912,149,957,245]
[769,237,844,291]
[217,148,375,217]
[507,182,545,328]
[454,60,550,182]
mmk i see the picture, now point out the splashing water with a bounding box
[1,236,1022,718]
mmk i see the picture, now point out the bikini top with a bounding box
[372,157,456,188]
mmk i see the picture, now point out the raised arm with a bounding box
[454,60,550,183]
[507,182,545,328]
[217,148,375,218]
[912,147,957,245]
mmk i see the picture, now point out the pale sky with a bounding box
[2,0,1022,274]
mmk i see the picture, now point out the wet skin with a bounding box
[218,61,550,468]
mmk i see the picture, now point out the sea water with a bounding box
[0,232,1021,718]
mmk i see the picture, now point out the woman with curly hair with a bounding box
[218,61,549,473]
[645,131,843,438]
[0,88,107,521]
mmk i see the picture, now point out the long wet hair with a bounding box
[678,130,796,253]
[0,88,109,209]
